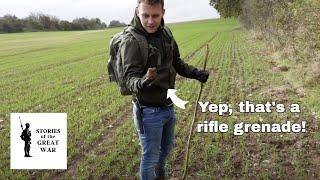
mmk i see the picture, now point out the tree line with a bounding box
[210,0,320,87]
[0,13,127,33]
[210,0,319,61]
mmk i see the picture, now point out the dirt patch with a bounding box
[304,62,320,86]
[0,119,4,132]
[270,62,290,73]
[260,85,294,102]
[294,86,306,98]
[264,138,297,149]
[229,27,242,32]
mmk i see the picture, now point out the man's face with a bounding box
[136,2,165,34]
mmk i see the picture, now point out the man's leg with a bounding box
[133,103,164,180]
[24,141,28,157]
[157,106,176,178]
[26,142,31,156]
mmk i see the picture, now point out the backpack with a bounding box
[107,25,173,96]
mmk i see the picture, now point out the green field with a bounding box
[0,18,319,179]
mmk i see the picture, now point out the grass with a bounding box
[0,18,319,179]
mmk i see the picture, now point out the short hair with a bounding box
[137,0,164,8]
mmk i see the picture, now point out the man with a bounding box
[20,123,32,157]
[122,0,209,179]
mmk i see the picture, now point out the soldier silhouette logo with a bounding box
[19,117,32,157]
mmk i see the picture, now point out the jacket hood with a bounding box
[129,12,165,36]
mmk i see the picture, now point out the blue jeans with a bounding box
[132,102,176,180]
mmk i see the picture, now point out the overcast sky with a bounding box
[0,0,220,24]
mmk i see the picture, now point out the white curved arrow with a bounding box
[167,89,188,109]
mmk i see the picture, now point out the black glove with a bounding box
[194,69,209,83]
[141,77,153,88]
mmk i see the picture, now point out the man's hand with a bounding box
[146,67,157,80]
[140,67,157,89]
[194,70,209,83]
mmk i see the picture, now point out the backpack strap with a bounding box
[163,26,173,41]
[163,26,174,53]
[163,26,174,47]
[124,26,171,68]
[125,26,149,65]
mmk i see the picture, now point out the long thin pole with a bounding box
[19,116,23,130]
[182,44,209,179]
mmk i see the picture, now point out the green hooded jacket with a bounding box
[122,13,198,106]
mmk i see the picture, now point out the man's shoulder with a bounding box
[119,34,142,53]
[163,25,172,32]
[118,29,139,45]
[121,28,148,55]
[163,26,173,35]
[118,32,143,57]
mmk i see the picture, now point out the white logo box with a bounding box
[10,113,67,169]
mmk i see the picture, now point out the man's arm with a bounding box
[121,36,154,93]
[20,130,25,140]
[172,39,209,83]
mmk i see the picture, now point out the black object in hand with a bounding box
[195,70,209,83]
